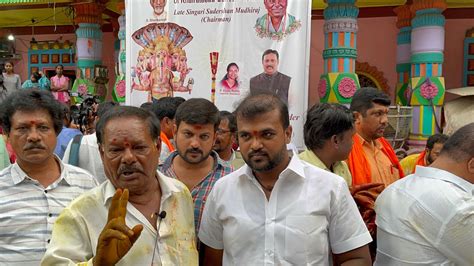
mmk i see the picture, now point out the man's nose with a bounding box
[121,148,137,164]
[190,136,201,148]
[250,137,263,150]
[26,128,41,142]
[380,113,389,125]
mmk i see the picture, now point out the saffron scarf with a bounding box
[348,135,404,186]
[413,150,427,172]
[160,132,175,152]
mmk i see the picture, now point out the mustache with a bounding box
[248,150,268,158]
[186,148,203,154]
[117,164,145,175]
[24,143,46,150]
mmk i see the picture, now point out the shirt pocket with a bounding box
[284,215,329,265]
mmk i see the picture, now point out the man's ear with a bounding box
[468,158,474,174]
[285,125,292,144]
[172,123,178,139]
[163,117,172,127]
[331,134,339,147]
[98,144,105,160]
[155,137,162,153]
[353,111,362,124]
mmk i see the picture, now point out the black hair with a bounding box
[219,110,237,133]
[31,72,41,82]
[235,92,289,129]
[262,49,279,61]
[152,96,185,121]
[172,96,186,105]
[56,64,64,70]
[221,62,239,83]
[96,101,119,119]
[95,106,161,145]
[304,103,354,150]
[0,89,64,135]
[61,103,71,125]
[350,87,391,116]
[426,133,448,150]
[439,123,474,162]
[174,98,220,130]
[139,102,154,114]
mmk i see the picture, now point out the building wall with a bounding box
[9,15,472,106]
[13,32,117,100]
[309,17,474,107]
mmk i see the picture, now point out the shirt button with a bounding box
[48,213,52,217]
[47,239,51,243]
[44,190,48,194]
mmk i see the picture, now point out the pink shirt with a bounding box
[51,75,70,103]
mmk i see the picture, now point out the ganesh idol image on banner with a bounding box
[130,23,194,103]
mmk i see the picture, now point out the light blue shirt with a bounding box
[54,126,82,159]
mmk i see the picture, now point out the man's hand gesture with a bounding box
[93,188,143,266]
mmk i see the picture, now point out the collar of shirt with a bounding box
[102,171,182,206]
[10,155,72,186]
[222,150,236,164]
[414,166,473,195]
[240,151,306,183]
[162,150,227,175]
[299,149,330,171]
[357,133,382,150]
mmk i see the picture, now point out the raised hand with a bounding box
[93,189,144,266]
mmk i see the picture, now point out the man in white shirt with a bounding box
[213,110,245,169]
[63,101,119,183]
[199,93,372,265]
[375,123,474,265]
[42,106,198,265]
[0,90,98,265]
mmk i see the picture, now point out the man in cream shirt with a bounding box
[299,103,354,186]
[42,106,198,265]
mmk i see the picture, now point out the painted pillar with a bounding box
[71,2,105,103]
[113,2,126,103]
[394,4,413,105]
[408,0,447,150]
[318,0,359,104]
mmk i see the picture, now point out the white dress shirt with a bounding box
[63,133,107,183]
[41,173,198,265]
[375,166,474,265]
[0,158,98,265]
[199,155,372,265]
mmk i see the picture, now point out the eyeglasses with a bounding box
[216,128,232,135]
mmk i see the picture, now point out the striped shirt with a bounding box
[0,158,98,265]
[160,151,233,232]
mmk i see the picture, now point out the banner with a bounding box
[126,0,311,149]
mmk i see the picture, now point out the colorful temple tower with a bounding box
[408,0,447,150]
[394,3,413,106]
[113,1,126,103]
[71,1,106,102]
[318,0,360,104]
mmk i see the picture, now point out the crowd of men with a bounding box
[0,88,472,265]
